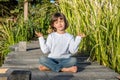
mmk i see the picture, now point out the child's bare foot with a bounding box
[38,65,50,71]
[61,66,77,73]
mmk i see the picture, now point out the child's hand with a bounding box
[35,31,43,37]
[77,33,86,38]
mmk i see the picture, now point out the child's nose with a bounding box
[59,21,62,25]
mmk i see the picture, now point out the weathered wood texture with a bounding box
[1,41,119,80]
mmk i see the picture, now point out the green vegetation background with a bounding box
[0,0,120,74]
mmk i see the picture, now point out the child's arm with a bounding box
[69,33,85,54]
[35,31,51,54]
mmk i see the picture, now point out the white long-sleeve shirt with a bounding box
[38,32,82,59]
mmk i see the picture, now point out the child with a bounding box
[35,12,85,73]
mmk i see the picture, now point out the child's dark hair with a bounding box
[50,12,69,31]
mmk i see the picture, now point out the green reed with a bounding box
[59,0,120,73]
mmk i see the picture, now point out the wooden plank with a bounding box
[29,69,119,80]
[8,70,31,80]
[2,64,40,69]
[0,68,8,74]
[0,68,9,80]
[0,77,7,80]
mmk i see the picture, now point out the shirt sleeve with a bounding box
[69,36,82,54]
[38,35,52,54]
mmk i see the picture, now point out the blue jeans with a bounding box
[39,56,77,72]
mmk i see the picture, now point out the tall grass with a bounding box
[59,0,120,73]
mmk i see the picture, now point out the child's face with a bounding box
[53,17,65,31]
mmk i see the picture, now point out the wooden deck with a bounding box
[1,41,119,80]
